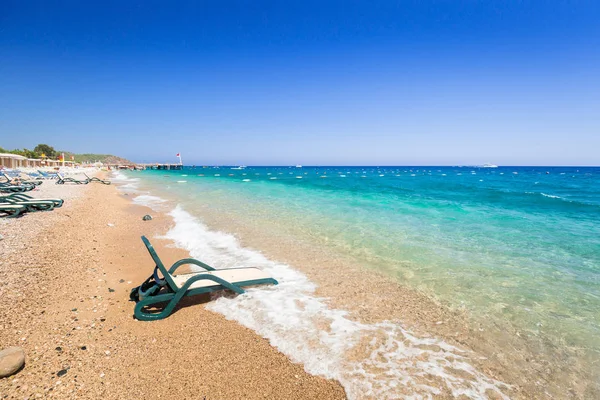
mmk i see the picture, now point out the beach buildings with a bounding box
[0,153,27,169]
[0,153,76,169]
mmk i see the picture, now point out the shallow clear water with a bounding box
[116,166,600,397]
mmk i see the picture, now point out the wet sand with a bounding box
[0,178,345,399]
[178,191,599,399]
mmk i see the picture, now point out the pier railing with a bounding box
[106,163,183,170]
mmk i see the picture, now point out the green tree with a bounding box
[21,148,38,158]
[8,149,25,157]
[33,144,56,158]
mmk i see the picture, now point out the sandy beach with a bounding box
[110,168,599,400]
[0,175,345,399]
[2,170,598,400]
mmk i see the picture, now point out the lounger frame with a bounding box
[130,236,278,321]
[55,173,89,185]
[2,193,63,207]
[83,173,111,185]
[0,197,55,211]
[0,183,35,193]
[0,204,25,218]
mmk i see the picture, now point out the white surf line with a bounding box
[162,205,511,400]
[112,171,141,191]
[132,195,168,210]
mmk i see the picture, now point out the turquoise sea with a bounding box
[115,166,600,398]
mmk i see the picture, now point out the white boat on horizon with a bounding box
[482,163,498,168]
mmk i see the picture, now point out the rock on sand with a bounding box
[0,347,25,377]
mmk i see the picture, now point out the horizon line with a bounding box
[136,164,600,168]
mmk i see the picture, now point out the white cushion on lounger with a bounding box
[170,268,272,290]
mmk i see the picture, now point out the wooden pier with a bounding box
[107,163,183,170]
[139,163,183,170]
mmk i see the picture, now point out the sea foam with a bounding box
[540,193,561,199]
[133,195,168,210]
[162,205,510,399]
[111,171,141,191]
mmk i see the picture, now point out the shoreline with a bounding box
[192,201,595,396]
[0,175,346,399]
[119,174,516,398]
[118,170,599,399]
[2,170,597,399]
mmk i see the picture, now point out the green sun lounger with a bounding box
[55,173,89,185]
[83,173,111,185]
[1,172,42,186]
[0,197,55,211]
[2,193,63,207]
[130,236,278,321]
[0,204,26,218]
[0,183,35,193]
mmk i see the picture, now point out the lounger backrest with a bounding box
[140,236,178,290]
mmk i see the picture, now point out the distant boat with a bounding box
[295,164,302,168]
[482,163,498,168]
[231,165,246,170]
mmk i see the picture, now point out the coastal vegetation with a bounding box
[0,144,131,164]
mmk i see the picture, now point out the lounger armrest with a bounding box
[179,273,245,294]
[168,258,216,273]
[153,266,167,287]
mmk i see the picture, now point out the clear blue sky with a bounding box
[1,1,599,165]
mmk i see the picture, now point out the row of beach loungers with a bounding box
[0,170,111,217]
[2,170,111,185]
[0,192,64,217]
[2,169,278,319]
